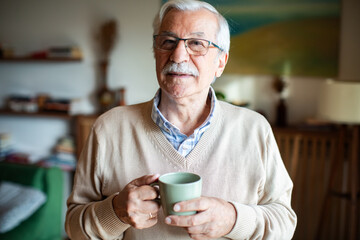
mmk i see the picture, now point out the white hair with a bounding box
[153,0,230,54]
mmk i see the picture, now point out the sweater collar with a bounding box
[151,87,217,135]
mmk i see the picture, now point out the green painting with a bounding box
[161,0,340,77]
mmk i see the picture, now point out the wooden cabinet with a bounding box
[74,115,98,158]
[274,127,338,240]
[273,126,360,240]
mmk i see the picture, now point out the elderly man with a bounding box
[65,0,297,239]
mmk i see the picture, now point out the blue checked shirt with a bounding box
[151,87,216,157]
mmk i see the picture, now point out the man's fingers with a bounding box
[132,185,159,201]
[174,197,209,213]
[188,233,208,240]
[165,197,213,227]
[131,174,160,187]
[186,223,209,235]
[165,197,237,239]
[140,198,161,213]
[165,211,208,227]
[128,174,160,201]
[128,212,159,229]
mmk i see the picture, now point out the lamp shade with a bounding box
[317,79,360,124]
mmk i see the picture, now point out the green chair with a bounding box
[0,162,63,240]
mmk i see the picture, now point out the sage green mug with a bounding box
[152,172,202,216]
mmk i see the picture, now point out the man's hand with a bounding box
[112,174,160,229]
[165,197,237,240]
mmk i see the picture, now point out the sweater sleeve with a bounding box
[65,126,130,239]
[225,126,297,240]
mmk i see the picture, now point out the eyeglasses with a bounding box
[153,35,223,56]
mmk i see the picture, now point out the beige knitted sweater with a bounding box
[66,100,297,240]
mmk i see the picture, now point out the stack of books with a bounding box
[0,133,13,161]
[39,136,76,171]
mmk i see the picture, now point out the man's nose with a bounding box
[170,40,190,63]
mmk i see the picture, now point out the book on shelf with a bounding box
[47,46,82,59]
[39,153,76,171]
[38,136,76,171]
[0,133,14,161]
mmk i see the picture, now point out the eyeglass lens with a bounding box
[154,36,210,55]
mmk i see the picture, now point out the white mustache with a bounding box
[162,62,199,77]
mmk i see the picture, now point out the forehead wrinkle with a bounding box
[190,32,205,38]
[159,31,176,36]
[158,31,206,39]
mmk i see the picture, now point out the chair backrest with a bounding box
[274,129,302,181]
[273,127,338,240]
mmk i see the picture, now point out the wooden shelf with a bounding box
[0,109,72,119]
[0,56,82,62]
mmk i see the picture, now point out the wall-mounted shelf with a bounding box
[0,57,82,62]
[0,109,72,119]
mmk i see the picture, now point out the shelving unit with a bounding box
[0,56,82,62]
[0,109,72,120]
[0,52,83,168]
[0,54,82,119]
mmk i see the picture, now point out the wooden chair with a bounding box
[273,127,339,240]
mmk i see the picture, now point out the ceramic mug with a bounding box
[151,172,202,216]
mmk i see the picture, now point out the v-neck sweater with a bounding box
[66,100,297,240]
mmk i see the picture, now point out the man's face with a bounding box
[154,9,228,100]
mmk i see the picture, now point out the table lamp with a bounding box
[317,79,360,124]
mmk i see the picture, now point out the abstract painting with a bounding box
[161,0,340,77]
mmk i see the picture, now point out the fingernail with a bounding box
[173,204,180,212]
[165,217,171,224]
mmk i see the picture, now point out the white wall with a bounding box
[0,0,160,107]
[0,0,160,157]
[0,0,359,158]
[213,75,326,124]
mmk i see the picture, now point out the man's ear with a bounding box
[215,52,228,78]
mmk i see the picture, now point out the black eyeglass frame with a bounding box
[153,35,224,56]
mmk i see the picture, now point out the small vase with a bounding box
[276,98,287,127]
